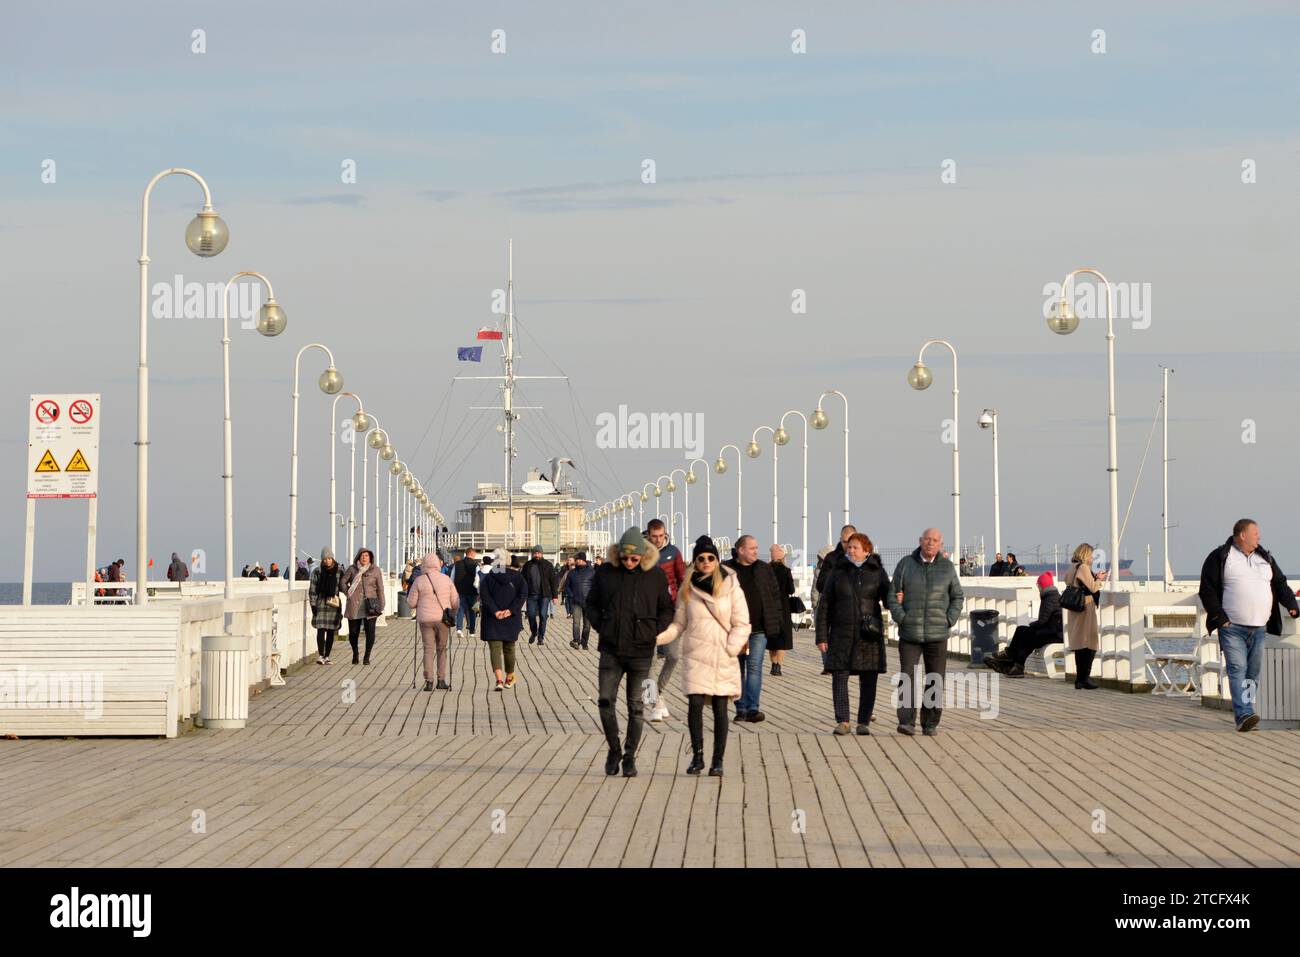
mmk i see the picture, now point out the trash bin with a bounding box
[199,633,250,729]
[397,590,412,618]
[969,609,1000,665]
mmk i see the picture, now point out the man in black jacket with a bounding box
[724,535,786,723]
[815,524,856,595]
[985,572,1063,677]
[586,528,674,777]
[453,547,480,637]
[1198,518,1299,731]
[521,546,558,645]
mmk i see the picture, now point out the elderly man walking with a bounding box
[1199,518,1299,732]
[888,528,964,736]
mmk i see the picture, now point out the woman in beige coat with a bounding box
[656,536,751,776]
[341,547,386,665]
[1064,543,1106,689]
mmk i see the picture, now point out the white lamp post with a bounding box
[687,458,711,538]
[978,409,1001,561]
[1048,268,1120,591]
[136,168,228,603]
[669,468,688,543]
[346,404,373,559]
[289,345,342,589]
[715,444,742,539]
[639,482,657,530]
[811,389,850,529]
[747,426,777,546]
[219,271,286,599]
[777,410,809,587]
[329,391,362,557]
[908,339,960,560]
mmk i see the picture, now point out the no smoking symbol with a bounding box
[70,400,93,424]
[35,400,60,423]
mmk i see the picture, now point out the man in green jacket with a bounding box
[888,527,964,736]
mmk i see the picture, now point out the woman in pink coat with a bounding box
[656,536,751,776]
[408,551,459,691]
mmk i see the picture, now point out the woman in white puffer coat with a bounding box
[656,535,751,776]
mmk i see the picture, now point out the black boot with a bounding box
[1075,649,1099,689]
[708,755,724,776]
[622,753,638,778]
[605,748,622,776]
[423,681,433,692]
[686,749,705,774]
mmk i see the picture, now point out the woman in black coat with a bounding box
[814,532,889,735]
[767,545,796,675]
[479,548,527,691]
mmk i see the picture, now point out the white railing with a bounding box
[453,530,611,554]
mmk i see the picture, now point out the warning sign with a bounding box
[27,394,99,499]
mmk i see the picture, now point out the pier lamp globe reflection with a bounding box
[686,469,697,485]
[906,362,933,391]
[184,208,229,257]
[367,428,387,451]
[653,485,662,498]
[1047,296,1079,335]
[745,440,761,458]
[318,367,343,395]
[381,444,395,461]
[256,300,287,337]
[774,427,790,446]
[714,457,727,474]
[811,407,828,430]
[389,459,402,476]
[351,411,372,434]
[666,478,676,493]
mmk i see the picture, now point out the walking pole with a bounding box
[411,616,419,691]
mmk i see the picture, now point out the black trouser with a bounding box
[1006,624,1058,665]
[896,640,947,729]
[597,651,652,755]
[1075,647,1097,682]
[687,694,729,760]
[316,628,337,658]
[571,603,591,646]
[348,617,377,660]
[832,672,878,725]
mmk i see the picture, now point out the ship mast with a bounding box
[456,239,566,553]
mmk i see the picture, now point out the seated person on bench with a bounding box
[985,572,1062,677]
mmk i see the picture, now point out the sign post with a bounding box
[25,393,101,605]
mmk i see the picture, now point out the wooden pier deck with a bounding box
[2,616,1298,868]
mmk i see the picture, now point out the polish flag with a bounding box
[476,326,503,340]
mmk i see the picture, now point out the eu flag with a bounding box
[457,346,483,362]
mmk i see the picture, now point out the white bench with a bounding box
[0,607,181,737]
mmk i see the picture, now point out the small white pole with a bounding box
[22,498,36,606]
[86,497,98,603]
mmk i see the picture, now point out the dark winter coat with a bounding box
[815,543,846,594]
[1034,586,1063,640]
[309,562,344,631]
[453,556,480,596]
[521,557,558,599]
[479,568,527,642]
[587,544,674,659]
[723,558,787,643]
[815,554,889,674]
[564,563,596,605]
[767,559,796,652]
[1199,537,1298,636]
[888,548,964,644]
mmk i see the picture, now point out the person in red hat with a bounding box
[985,571,1063,677]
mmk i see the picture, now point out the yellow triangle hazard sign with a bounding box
[35,449,60,472]
[66,449,91,472]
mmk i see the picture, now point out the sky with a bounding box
[2,0,1298,580]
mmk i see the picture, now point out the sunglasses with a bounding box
[695,555,717,564]
[620,554,641,562]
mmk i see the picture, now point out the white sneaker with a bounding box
[456,629,464,639]
[649,704,668,722]
[316,655,325,665]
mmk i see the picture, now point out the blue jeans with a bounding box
[455,597,477,634]
[1218,623,1266,724]
[526,596,552,638]
[737,632,768,715]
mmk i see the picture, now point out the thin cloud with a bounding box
[280,194,365,207]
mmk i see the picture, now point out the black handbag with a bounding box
[1060,565,1088,612]
[366,596,382,617]
[789,595,807,614]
